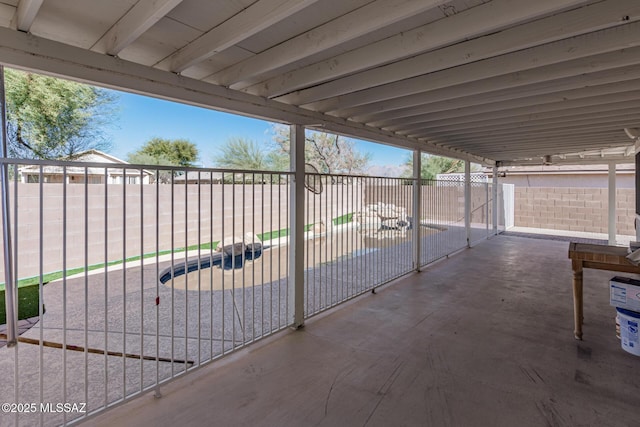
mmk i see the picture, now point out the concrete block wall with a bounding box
[0,182,361,282]
[514,187,635,235]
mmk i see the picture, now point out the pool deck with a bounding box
[86,234,640,427]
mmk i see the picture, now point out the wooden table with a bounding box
[568,242,640,340]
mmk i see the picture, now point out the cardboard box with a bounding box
[610,276,640,312]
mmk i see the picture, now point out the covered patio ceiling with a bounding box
[0,0,639,166]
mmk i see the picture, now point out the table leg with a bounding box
[572,260,584,340]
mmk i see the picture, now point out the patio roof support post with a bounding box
[492,165,498,235]
[465,160,471,247]
[412,150,421,271]
[636,140,640,243]
[0,65,16,346]
[608,162,616,246]
[289,124,305,329]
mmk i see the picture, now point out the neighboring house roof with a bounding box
[64,149,130,164]
[19,150,154,177]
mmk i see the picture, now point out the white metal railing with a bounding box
[303,174,414,318]
[0,159,293,426]
[0,158,503,426]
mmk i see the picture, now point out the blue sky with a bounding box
[104,90,410,172]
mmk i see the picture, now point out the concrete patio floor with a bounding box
[85,235,640,427]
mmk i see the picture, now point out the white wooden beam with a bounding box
[164,0,320,73]
[11,0,43,32]
[376,77,640,130]
[437,130,627,147]
[394,91,640,135]
[338,46,640,120]
[0,26,489,165]
[269,0,618,103]
[411,114,640,143]
[92,0,184,55]
[449,134,630,151]
[463,144,630,161]
[450,138,630,155]
[306,21,640,114]
[207,0,450,87]
[357,64,640,125]
[433,130,630,150]
[504,159,631,166]
[407,107,640,139]
[429,124,634,145]
[500,153,635,166]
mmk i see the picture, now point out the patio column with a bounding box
[412,150,421,271]
[0,65,16,346]
[636,142,640,243]
[289,124,305,329]
[608,163,616,246]
[492,165,498,235]
[465,160,471,247]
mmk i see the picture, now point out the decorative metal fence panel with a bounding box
[303,175,414,318]
[0,159,500,426]
[0,160,293,426]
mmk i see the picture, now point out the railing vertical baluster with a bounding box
[209,171,214,359]
[314,172,318,313]
[170,172,175,377]
[122,166,127,400]
[338,177,350,299]
[305,171,309,316]
[260,174,265,339]
[333,178,336,305]
[103,167,108,408]
[39,165,44,427]
[84,166,89,416]
[221,173,226,355]
[139,168,144,390]
[155,168,160,397]
[276,175,280,329]
[242,172,246,345]
[12,163,19,426]
[268,175,273,333]
[197,170,201,365]
[184,168,188,371]
[252,172,255,342]
[352,174,356,292]
[231,174,236,349]
[62,166,67,425]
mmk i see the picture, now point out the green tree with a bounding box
[126,151,177,183]
[271,124,370,174]
[128,138,199,167]
[212,137,271,170]
[212,137,284,182]
[4,68,117,159]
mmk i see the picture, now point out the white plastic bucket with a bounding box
[617,308,640,356]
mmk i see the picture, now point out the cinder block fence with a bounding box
[514,187,635,235]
